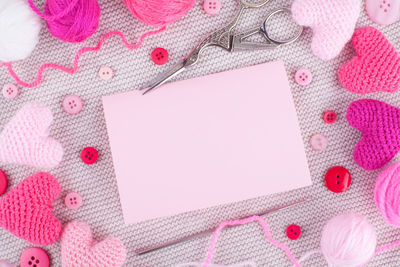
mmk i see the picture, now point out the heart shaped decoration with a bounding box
[61,221,127,267]
[347,99,400,170]
[0,102,63,169]
[339,27,400,94]
[0,172,62,245]
[291,0,361,60]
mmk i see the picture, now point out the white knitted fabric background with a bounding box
[1,0,400,266]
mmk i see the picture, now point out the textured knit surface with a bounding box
[0,102,63,169]
[339,26,400,94]
[291,0,361,61]
[2,0,400,266]
[347,99,400,170]
[61,221,126,267]
[0,172,61,245]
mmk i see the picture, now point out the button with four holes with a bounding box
[2,83,19,99]
[81,147,98,165]
[151,48,169,65]
[62,95,83,115]
[323,110,337,124]
[309,133,328,151]
[0,169,8,197]
[366,0,400,25]
[294,68,313,86]
[203,0,222,15]
[286,224,302,240]
[65,192,83,210]
[98,66,114,81]
[325,166,351,193]
[20,247,49,267]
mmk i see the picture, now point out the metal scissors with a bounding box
[141,0,304,94]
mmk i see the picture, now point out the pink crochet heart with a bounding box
[339,27,400,94]
[61,221,127,267]
[0,102,63,169]
[0,172,62,245]
[346,99,400,170]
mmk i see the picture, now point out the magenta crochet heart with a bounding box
[339,27,400,94]
[0,172,62,245]
[347,99,400,170]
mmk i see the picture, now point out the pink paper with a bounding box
[102,61,312,224]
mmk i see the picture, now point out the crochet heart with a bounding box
[0,102,63,169]
[339,27,400,94]
[291,0,361,60]
[61,221,127,267]
[0,172,62,245]
[346,99,400,170]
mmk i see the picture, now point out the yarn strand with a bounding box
[27,0,80,22]
[0,27,166,88]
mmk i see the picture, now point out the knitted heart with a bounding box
[61,221,127,267]
[339,27,400,94]
[291,0,361,60]
[0,102,63,169]
[346,99,400,170]
[0,172,62,245]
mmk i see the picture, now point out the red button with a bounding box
[81,147,98,165]
[151,48,169,65]
[0,169,7,196]
[323,110,337,124]
[325,166,351,193]
[286,224,301,240]
[20,247,49,267]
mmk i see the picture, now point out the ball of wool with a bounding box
[375,161,400,226]
[0,0,41,62]
[123,0,196,27]
[321,213,376,267]
[44,0,100,43]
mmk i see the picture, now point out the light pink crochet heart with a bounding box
[0,102,63,169]
[0,172,62,245]
[61,221,127,267]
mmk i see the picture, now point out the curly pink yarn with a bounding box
[123,0,196,27]
[339,27,400,94]
[0,172,62,245]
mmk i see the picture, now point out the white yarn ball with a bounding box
[0,0,41,62]
[321,213,376,267]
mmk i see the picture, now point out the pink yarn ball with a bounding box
[44,0,100,43]
[321,213,376,267]
[123,0,196,27]
[375,161,400,226]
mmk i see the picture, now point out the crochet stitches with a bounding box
[0,102,63,169]
[61,221,127,267]
[346,99,400,170]
[0,172,62,245]
[339,26,400,94]
[291,0,361,61]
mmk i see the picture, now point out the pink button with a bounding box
[65,192,83,210]
[20,247,49,267]
[0,260,14,267]
[62,95,83,115]
[323,110,337,124]
[2,83,19,99]
[366,0,400,25]
[0,169,7,197]
[98,66,114,81]
[286,224,302,240]
[151,48,169,65]
[81,147,98,165]
[294,69,313,86]
[310,133,328,151]
[203,0,222,15]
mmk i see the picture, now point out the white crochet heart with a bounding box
[291,0,361,60]
[0,102,63,169]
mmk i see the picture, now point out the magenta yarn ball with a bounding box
[44,0,100,43]
[123,0,196,27]
[375,161,400,226]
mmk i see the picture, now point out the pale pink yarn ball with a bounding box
[123,0,196,27]
[375,161,400,226]
[321,213,376,267]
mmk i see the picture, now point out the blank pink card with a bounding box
[102,61,312,224]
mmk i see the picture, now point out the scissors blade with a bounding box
[141,61,186,95]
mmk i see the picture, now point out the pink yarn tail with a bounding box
[203,215,300,267]
[1,27,166,88]
[374,239,400,256]
[27,0,79,21]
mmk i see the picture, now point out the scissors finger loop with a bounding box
[239,0,271,9]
